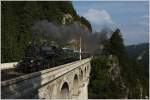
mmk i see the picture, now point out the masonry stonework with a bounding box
[1,58,91,99]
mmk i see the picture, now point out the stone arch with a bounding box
[59,82,70,99]
[72,74,79,95]
[84,67,87,77]
[80,69,83,80]
[87,65,89,71]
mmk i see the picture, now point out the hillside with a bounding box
[88,30,149,99]
[1,1,92,63]
[126,43,148,60]
[126,43,149,78]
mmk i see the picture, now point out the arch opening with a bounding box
[72,74,79,95]
[80,70,83,80]
[59,82,70,99]
[84,67,87,77]
[87,65,89,71]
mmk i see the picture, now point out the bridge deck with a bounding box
[1,58,90,83]
[1,60,80,81]
[1,58,91,99]
[1,68,25,81]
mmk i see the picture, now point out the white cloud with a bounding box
[83,8,114,26]
[138,20,149,26]
[137,15,149,26]
[141,15,149,19]
[138,15,149,26]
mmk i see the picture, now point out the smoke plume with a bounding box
[32,20,113,52]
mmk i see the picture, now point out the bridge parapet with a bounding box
[1,58,91,99]
[0,62,18,70]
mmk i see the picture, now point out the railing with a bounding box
[0,62,18,70]
[1,58,91,99]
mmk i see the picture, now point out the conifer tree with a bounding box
[110,28,126,58]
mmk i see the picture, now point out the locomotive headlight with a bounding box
[31,60,34,63]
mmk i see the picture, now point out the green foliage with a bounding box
[88,56,108,98]
[88,56,126,98]
[109,29,126,60]
[89,28,149,99]
[126,43,149,96]
[1,1,92,63]
[80,16,92,32]
[126,43,149,78]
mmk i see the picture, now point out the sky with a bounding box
[73,1,149,45]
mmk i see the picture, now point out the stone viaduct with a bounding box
[1,58,91,99]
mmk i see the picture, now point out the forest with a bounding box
[1,1,92,63]
[88,29,149,99]
[1,1,149,99]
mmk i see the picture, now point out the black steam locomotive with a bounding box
[16,42,80,73]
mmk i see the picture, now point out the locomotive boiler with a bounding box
[16,42,80,73]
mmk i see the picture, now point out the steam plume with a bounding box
[32,20,113,53]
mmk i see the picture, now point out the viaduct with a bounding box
[1,58,91,99]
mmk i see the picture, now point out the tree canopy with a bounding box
[88,28,149,99]
[1,1,92,63]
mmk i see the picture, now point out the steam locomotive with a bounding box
[16,42,81,73]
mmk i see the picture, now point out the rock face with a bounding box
[62,14,73,25]
[107,55,120,81]
[107,55,128,98]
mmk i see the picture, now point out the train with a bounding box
[16,42,90,73]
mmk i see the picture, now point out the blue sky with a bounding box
[73,1,149,45]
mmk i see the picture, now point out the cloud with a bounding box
[123,31,149,45]
[120,26,149,45]
[141,15,149,19]
[138,15,149,26]
[138,20,149,26]
[135,14,149,26]
[83,8,114,26]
